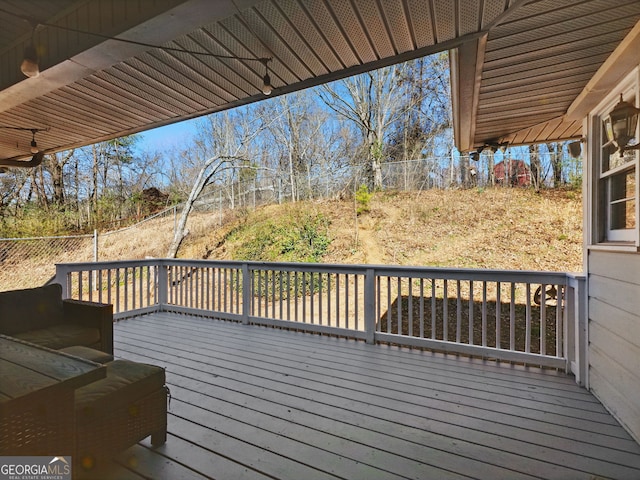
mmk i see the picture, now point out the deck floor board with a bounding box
[105,312,640,480]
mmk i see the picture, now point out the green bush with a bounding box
[232,209,331,263]
[355,185,372,215]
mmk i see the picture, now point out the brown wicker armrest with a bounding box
[63,300,113,355]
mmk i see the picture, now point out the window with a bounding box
[594,81,639,245]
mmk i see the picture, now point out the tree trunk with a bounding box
[487,151,495,186]
[548,142,562,187]
[530,144,541,192]
[460,154,469,188]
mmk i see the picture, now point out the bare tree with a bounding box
[319,65,408,190]
[258,92,330,201]
[45,151,74,207]
[547,142,563,187]
[166,109,263,258]
[529,144,542,192]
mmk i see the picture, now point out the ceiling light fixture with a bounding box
[0,125,48,155]
[20,22,39,78]
[603,94,640,157]
[30,129,39,153]
[261,58,272,95]
[4,9,276,95]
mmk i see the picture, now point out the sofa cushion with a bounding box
[0,283,64,335]
[75,360,166,422]
[59,346,114,364]
[13,323,101,350]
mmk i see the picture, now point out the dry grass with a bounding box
[188,187,583,272]
[1,187,582,291]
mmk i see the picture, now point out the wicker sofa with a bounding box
[0,283,168,472]
[0,283,113,354]
[74,359,168,475]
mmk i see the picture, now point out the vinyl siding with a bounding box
[588,250,640,444]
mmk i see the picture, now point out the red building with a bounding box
[494,159,531,186]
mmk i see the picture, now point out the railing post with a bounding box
[54,264,71,298]
[364,268,376,344]
[575,275,588,388]
[157,261,168,310]
[566,274,587,386]
[93,230,98,291]
[242,263,251,325]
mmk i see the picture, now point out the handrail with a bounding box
[55,259,586,376]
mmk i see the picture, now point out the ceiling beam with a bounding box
[451,35,487,153]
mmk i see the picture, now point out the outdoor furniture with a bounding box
[0,283,113,354]
[74,359,169,474]
[0,335,106,456]
[59,345,114,364]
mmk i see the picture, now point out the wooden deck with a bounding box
[96,311,640,480]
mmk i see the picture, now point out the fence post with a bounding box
[242,263,251,325]
[364,268,376,344]
[157,260,168,310]
[173,206,177,236]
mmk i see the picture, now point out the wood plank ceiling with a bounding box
[0,0,639,163]
[470,0,640,149]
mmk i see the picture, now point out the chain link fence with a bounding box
[0,235,94,290]
[0,153,581,291]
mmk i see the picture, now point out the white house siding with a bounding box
[588,250,640,444]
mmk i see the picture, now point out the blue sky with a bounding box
[137,118,199,152]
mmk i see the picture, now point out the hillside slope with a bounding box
[179,188,583,273]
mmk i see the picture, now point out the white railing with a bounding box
[54,259,586,379]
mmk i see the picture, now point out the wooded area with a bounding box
[0,53,581,239]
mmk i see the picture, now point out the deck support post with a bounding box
[365,268,376,344]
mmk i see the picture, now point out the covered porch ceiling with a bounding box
[1,0,640,164]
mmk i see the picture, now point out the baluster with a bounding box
[419,278,424,338]
[286,271,291,321]
[132,267,137,310]
[139,265,144,308]
[540,283,547,355]
[408,279,413,337]
[556,285,563,357]
[496,282,502,349]
[431,279,436,340]
[302,271,307,323]
[482,281,487,347]
[397,277,403,336]
[456,280,462,343]
[279,271,284,320]
[386,277,392,334]
[294,271,299,322]
[469,280,474,345]
[354,274,359,330]
[336,274,341,329]
[310,271,315,324]
[443,280,448,341]
[510,283,516,350]
[525,284,532,353]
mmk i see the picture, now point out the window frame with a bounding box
[591,72,640,247]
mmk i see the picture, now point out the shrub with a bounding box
[355,185,372,215]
